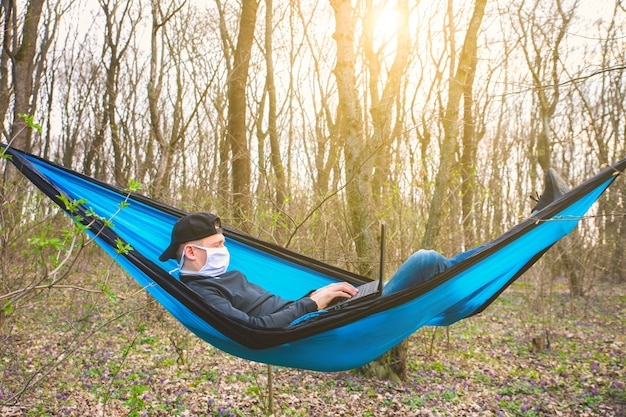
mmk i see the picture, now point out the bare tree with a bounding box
[514,0,583,295]
[459,21,481,247]
[256,0,287,215]
[292,0,341,198]
[564,4,626,283]
[83,0,140,182]
[329,0,377,276]
[422,0,487,249]
[226,0,259,230]
[0,1,10,137]
[148,0,185,199]
[57,36,98,168]
[516,0,574,175]
[3,0,45,151]
[365,0,411,204]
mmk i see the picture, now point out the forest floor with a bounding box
[1,272,625,417]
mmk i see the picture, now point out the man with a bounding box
[159,170,569,328]
[159,212,357,328]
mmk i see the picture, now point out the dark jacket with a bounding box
[181,270,318,329]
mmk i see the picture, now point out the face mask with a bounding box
[180,245,230,277]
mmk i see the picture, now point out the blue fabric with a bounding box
[290,310,328,326]
[4,145,624,372]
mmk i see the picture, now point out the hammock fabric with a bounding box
[3,145,625,372]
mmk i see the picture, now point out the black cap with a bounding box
[159,212,223,261]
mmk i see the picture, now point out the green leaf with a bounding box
[115,238,133,255]
[27,233,64,252]
[123,179,142,194]
[98,282,117,302]
[18,113,42,133]
[49,255,61,267]
[2,303,14,315]
[58,195,88,214]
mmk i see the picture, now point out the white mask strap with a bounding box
[167,247,187,275]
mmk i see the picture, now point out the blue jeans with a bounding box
[382,247,479,295]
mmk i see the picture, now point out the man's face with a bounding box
[183,233,226,271]
[198,233,225,249]
[196,233,225,260]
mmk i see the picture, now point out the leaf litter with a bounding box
[1,277,625,416]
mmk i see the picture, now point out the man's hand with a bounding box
[309,282,358,310]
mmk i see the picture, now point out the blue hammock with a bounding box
[3,145,625,372]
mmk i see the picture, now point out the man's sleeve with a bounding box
[186,280,318,329]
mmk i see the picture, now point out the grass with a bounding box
[1,264,625,416]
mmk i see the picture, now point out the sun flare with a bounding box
[374,5,400,41]
[368,3,409,52]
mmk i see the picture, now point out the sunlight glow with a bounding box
[373,4,400,48]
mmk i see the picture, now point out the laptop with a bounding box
[328,222,386,309]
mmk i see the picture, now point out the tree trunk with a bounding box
[227,0,259,230]
[0,1,11,136]
[422,0,487,249]
[265,0,286,209]
[10,0,45,152]
[361,0,412,380]
[460,57,479,247]
[330,0,377,276]
[149,1,179,199]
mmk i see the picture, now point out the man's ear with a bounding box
[182,244,197,260]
